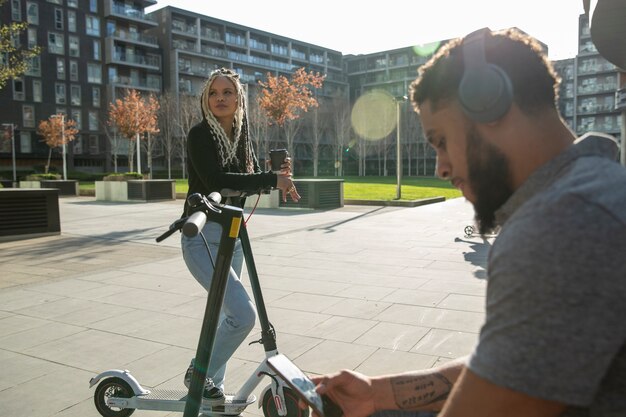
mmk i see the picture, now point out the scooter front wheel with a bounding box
[94,377,135,417]
[262,387,309,417]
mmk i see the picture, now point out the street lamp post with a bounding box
[395,95,408,200]
[2,123,17,183]
[51,114,67,180]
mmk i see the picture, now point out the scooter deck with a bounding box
[113,389,255,415]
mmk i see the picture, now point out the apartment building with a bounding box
[0,2,622,178]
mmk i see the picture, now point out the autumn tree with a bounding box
[0,0,41,90]
[108,89,159,173]
[157,90,179,179]
[37,114,78,176]
[142,93,161,179]
[257,68,325,163]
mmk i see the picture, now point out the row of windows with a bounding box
[12,78,101,107]
[19,104,101,133]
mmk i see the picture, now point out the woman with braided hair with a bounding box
[181,67,299,402]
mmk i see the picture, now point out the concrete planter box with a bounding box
[0,188,60,241]
[18,180,79,196]
[96,180,176,202]
[243,189,280,209]
[279,179,344,209]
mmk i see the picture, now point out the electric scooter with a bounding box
[89,191,308,417]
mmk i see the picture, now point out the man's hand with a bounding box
[310,370,376,417]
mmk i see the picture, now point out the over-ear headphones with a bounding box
[458,28,514,123]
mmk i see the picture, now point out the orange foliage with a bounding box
[37,115,79,149]
[257,68,325,126]
[108,89,160,141]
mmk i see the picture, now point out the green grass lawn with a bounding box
[79,176,462,201]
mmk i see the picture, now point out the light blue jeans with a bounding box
[181,221,257,390]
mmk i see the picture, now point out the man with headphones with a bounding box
[310,28,626,417]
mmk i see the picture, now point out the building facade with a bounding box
[0,2,622,180]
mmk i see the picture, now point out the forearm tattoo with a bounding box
[391,374,453,408]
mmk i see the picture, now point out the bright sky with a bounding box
[146,0,587,61]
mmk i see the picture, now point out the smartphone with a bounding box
[266,354,342,417]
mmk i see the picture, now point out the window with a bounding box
[27,27,37,48]
[92,87,100,107]
[89,135,99,154]
[26,1,38,24]
[48,32,64,54]
[86,15,100,36]
[92,40,101,60]
[89,0,97,12]
[47,0,61,4]
[11,0,21,21]
[69,36,79,57]
[71,109,81,129]
[32,79,42,102]
[68,10,76,32]
[55,8,64,30]
[13,78,25,100]
[20,131,32,153]
[55,82,66,104]
[67,0,78,7]
[87,63,102,83]
[88,111,98,131]
[73,135,83,154]
[69,60,78,81]
[57,58,65,79]
[70,84,81,105]
[25,56,40,76]
[22,105,35,128]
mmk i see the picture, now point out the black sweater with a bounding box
[183,119,277,216]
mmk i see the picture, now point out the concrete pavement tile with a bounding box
[1,262,71,278]
[0,288,64,311]
[270,292,343,313]
[293,340,378,375]
[334,284,397,301]
[0,320,85,351]
[304,316,377,343]
[0,313,47,336]
[265,307,331,335]
[0,348,66,391]
[95,286,197,312]
[374,304,485,333]
[355,348,438,375]
[22,329,168,372]
[321,298,392,320]
[354,322,430,352]
[437,294,485,313]
[381,288,447,307]
[90,309,201,349]
[75,269,135,283]
[69,283,131,302]
[0,362,93,417]
[417,279,487,297]
[250,275,352,297]
[410,328,479,359]
[25,278,104,297]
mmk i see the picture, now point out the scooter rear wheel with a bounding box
[262,387,309,417]
[94,377,135,417]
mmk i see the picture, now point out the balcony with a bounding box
[109,30,158,47]
[109,75,161,91]
[106,1,157,27]
[109,53,161,70]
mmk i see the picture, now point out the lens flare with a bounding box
[412,41,440,57]
[351,90,397,141]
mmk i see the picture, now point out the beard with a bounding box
[466,127,514,236]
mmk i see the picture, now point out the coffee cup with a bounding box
[269,149,288,173]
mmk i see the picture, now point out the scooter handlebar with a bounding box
[182,211,207,238]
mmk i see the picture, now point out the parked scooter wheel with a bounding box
[94,377,135,417]
[262,387,309,417]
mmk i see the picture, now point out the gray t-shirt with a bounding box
[469,133,626,416]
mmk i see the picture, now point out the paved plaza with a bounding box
[0,195,492,417]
